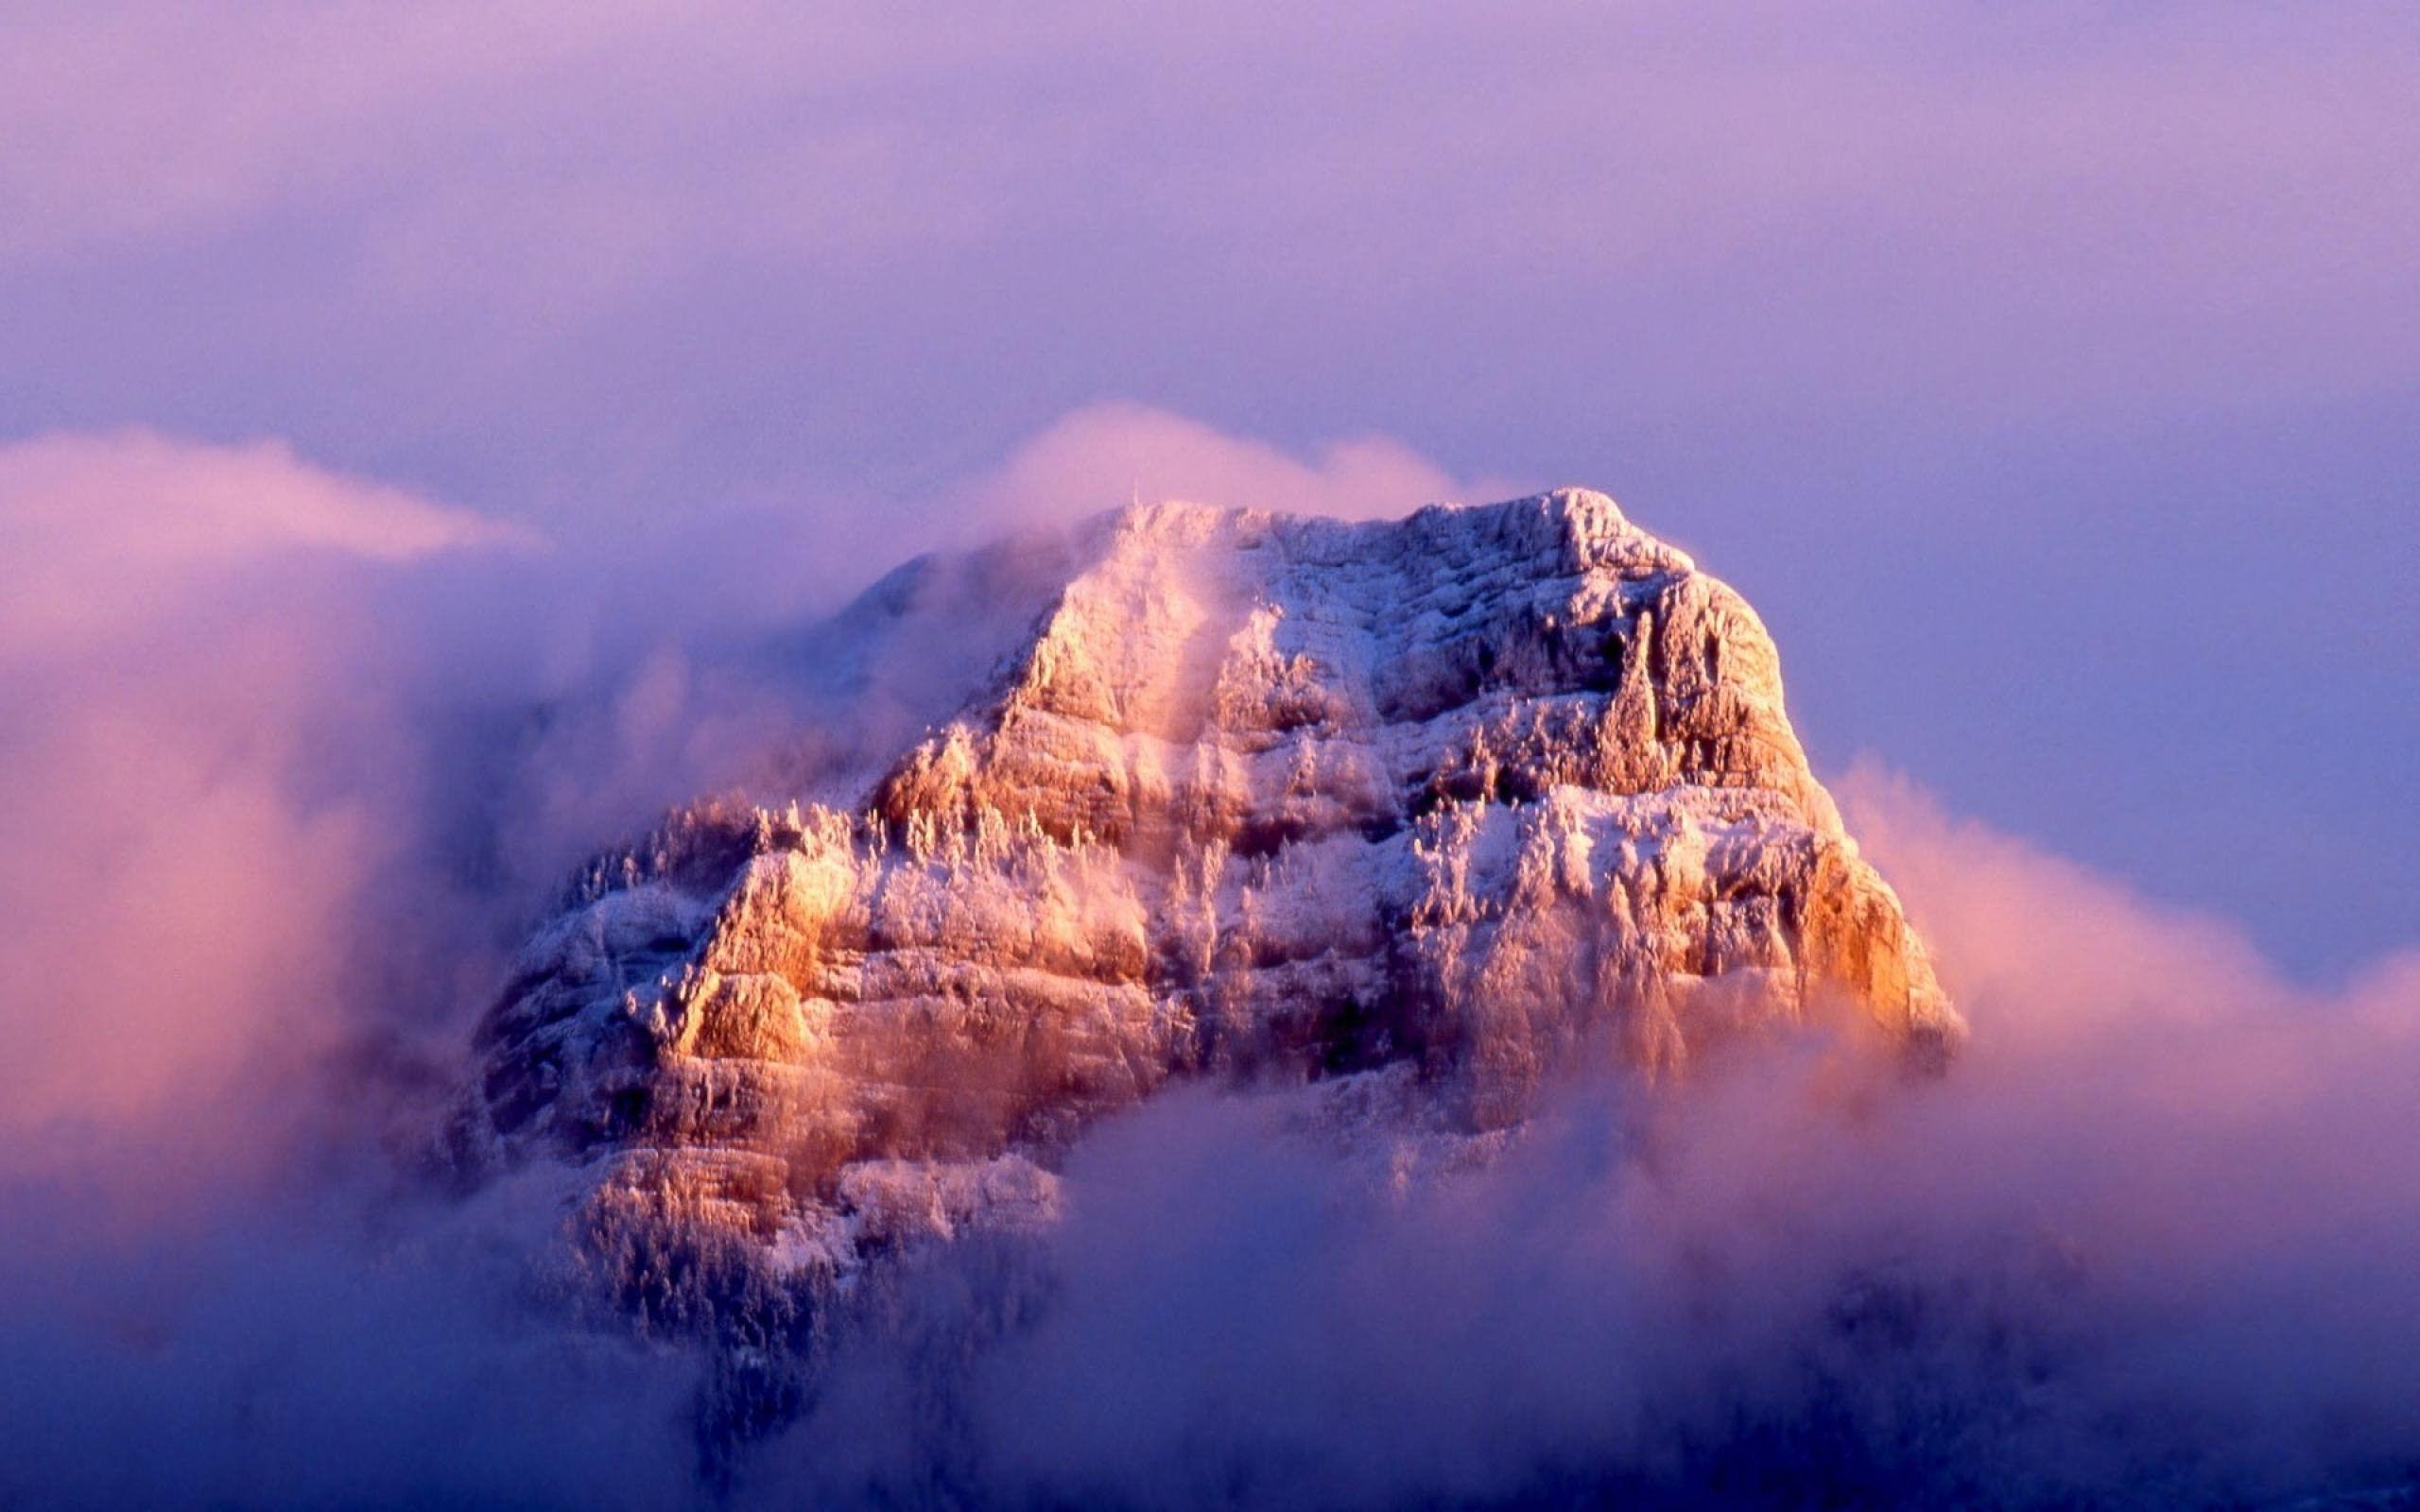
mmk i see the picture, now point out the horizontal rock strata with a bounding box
[466,489,1960,1272]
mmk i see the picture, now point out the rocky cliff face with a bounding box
[464,490,1958,1279]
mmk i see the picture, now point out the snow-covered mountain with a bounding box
[458,488,1958,1283]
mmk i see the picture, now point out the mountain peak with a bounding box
[459,488,1956,1317]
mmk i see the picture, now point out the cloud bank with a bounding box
[737,767,2420,1509]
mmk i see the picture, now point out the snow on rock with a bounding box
[462,488,1960,1277]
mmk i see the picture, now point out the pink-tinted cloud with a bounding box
[0,433,527,1181]
[937,399,1528,540]
[0,430,526,665]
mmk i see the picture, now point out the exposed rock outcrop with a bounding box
[465,489,1958,1278]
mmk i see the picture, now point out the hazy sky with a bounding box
[5,0,2413,975]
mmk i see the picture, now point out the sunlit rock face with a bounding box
[465,490,1958,1275]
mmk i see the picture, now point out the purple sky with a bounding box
[5,0,2413,976]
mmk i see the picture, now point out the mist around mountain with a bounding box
[1,435,2415,1509]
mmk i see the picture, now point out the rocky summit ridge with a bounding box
[462,488,1960,1279]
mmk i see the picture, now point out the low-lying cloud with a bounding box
[739,769,2420,1509]
[0,413,2413,1508]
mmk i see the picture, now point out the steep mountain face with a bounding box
[464,490,1958,1277]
